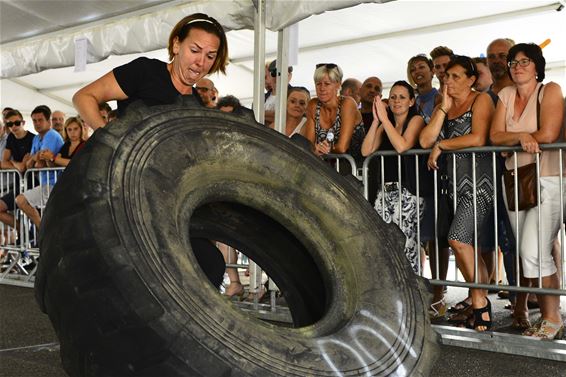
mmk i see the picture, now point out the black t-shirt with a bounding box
[113,57,203,116]
[5,132,35,162]
[59,141,85,159]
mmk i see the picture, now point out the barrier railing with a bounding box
[2,145,564,358]
[323,153,360,179]
[362,143,565,294]
[0,167,64,287]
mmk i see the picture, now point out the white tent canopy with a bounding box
[1,0,565,118]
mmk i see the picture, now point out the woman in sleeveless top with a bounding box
[491,43,565,339]
[303,63,365,163]
[361,80,425,273]
[420,55,495,332]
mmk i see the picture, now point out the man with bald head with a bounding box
[358,76,383,205]
[196,78,217,108]
[359,76,382,133]
[486,38,515,104]
[51,111,66,136]
[340,78,362,105]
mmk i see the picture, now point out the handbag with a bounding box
[503,84,543,211]
[503,162,537,211]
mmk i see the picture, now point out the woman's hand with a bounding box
[314,140,332,156]
[519,133,540,154]
[427,143,442,170]
[39,149,54,162]
[372,95,382,123]
[440,85,453,113]
[373,95,388,123]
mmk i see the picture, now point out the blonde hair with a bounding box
[313,64,343,84]
[63,117,86,142]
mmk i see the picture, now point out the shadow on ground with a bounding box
[0,285,564,377]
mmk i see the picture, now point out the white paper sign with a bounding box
[74,37,88,72]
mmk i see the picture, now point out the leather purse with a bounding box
[503,84,543,212]
[503,162,537,211]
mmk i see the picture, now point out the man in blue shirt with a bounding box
[15,105,64,229]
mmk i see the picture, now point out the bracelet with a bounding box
[439,107,448,116]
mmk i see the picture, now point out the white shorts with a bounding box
[506,176,564,279]
[22,185,53,209]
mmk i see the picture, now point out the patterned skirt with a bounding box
[375,185,424,273]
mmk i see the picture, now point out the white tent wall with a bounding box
[1,0,565,124]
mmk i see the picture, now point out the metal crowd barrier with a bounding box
[362,142,566,360]
[0,167,64,287]
[361,143,565,290]
[323,153,360,179]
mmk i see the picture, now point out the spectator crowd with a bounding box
[1,35,565,340]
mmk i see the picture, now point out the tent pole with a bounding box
[252,0,266,124]
[274,27,289,135]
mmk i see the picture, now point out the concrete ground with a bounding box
[1,284,565,377]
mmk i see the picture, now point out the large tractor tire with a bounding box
[35,96,437,376]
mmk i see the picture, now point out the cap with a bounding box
[269,60,293,76]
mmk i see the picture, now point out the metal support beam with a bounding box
[274,27,289,134]
[434,325,566,362]
[252,0,266,124]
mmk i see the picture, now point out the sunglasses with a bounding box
[316,63,338,70]
[5,120,23,128]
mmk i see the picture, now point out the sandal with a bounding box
[530,320,564,340]
[448,299,471,313]
[448,305,473,325]
[511,317,531,330]
[429,298,447,319]
[472,298,492,332]
[522,318,543,336]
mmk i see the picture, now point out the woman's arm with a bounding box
[382,114,425,153]
[72,71,128,131]
[361,96,384,156]
[53,153,71,167]
[420,86,452,148]
[1,149,13,169]
[491,83,564,151]
[536,82,564,143]
[303,99,330,156]
[332,97,360,154]
[361,120,385,157]
[437,92,493,151]
[303,99,317,145]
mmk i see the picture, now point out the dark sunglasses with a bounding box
[316,63,338,70]
[5,120,23,128]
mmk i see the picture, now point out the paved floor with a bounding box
[1,284,565,377]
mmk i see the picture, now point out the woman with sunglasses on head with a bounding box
[490,43,564,339]
[361,80,425,273]
[73,13,230,289]
[303,63,365,163]
[420,55,496,332]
